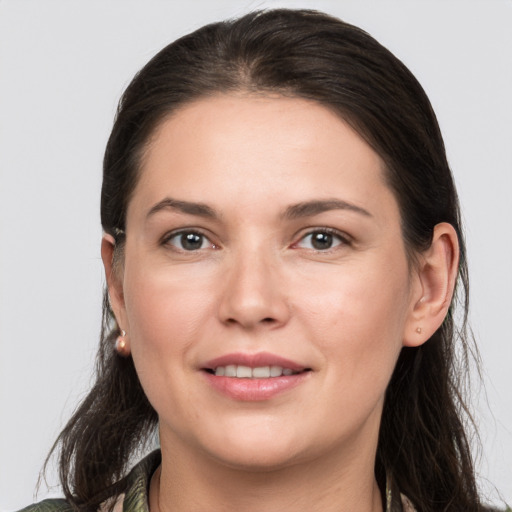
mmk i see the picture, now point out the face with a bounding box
[110,95,422,471]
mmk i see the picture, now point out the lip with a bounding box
[201,352,311,401]
[203,352,307,372]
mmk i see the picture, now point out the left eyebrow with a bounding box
[283,199,372,220]
[146,198,218,220]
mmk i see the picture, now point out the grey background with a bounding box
[1,0,510,509]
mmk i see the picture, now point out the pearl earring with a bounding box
[115,329,130,357]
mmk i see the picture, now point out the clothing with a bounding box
[17,449,416,512]
[17,451,160,512]
[17,450,512,512]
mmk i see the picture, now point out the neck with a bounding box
[151,436,384,512]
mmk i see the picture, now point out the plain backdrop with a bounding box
[0,0,511,509]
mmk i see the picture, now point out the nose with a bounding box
[217,248,291,330]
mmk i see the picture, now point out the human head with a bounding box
[102,9,464,259]
[58,9,477,511]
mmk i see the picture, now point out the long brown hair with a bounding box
[46,9,483,511]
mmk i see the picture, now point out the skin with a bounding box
[103,95,458,512]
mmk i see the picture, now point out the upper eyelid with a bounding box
[293,227,352,244]
[161,226,212,238]
[161,228,217,247]
[158,226,351,247]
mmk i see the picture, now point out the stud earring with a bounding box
[115,329,130,357]
[416,327,422,334]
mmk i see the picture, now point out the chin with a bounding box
[210,445,305,473]
[198,423,312,472]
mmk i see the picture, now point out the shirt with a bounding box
[16,449,419,512]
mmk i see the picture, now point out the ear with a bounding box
[101,234,129,337]
[403,222,459,347]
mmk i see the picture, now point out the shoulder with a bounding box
[16,499,73,512]
[16,451,161,512]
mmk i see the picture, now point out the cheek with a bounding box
[122,261,219,382]
[294,257,410,393]
[125,259,213,334]
[297,254,410,330]
[121,263,221,428]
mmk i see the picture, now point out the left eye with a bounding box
[165,231,213,251]
[295,230,346,251]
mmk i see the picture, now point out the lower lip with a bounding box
[203,372,310,401]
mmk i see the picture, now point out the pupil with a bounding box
[181,233,202,250]
[312,232,332,250]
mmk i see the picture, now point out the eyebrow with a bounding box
[283,199,372,219]
[146,197,372,222]
[146,198,218,220]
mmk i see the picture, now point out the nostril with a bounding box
[262,317,275,323]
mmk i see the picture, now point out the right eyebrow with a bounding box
[283,199,372,220]
[146,198,218,220]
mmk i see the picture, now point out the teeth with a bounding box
[236,365,252,378]
[252,366,270,378]
[225,365,237,377]
[214,365,299,378]
[270,365,283,377]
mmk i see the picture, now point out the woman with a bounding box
[19,8,506,512]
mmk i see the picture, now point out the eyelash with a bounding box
[292,228,351,252]
[160,227,351,253]
[161,229,217,252]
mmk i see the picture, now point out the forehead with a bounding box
[129,94,397,224]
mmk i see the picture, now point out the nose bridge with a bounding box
[218,241,289,329]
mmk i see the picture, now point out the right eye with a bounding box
[163,231,215,251]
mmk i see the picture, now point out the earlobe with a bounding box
[403,223,459,347]
[101,234,127,331]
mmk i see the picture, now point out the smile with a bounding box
[202,352,312,400]
[209,365,302,378]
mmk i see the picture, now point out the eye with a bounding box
[295,229,348,251]
[163,230,215,251]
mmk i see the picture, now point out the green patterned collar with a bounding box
[20,450,416,512]
[119,450,413,512]
[120,450,161,512]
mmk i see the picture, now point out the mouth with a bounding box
[204,365,309,378]
[202,352,311,378]
[201,352,312,400]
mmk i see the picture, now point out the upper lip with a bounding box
[203,352,308,372]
